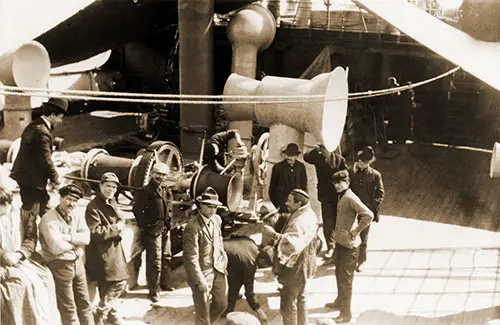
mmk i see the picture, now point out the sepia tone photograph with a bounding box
[0,0,498,324]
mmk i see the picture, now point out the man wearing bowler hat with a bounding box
[85,172,129,325]
[133,162,175,303]
[11,97,69,261]
[269,143,308,213]
[183,187,228,325]
[349,146,384,272]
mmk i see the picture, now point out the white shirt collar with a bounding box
[41,116,51,130]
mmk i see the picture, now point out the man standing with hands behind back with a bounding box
[85,172,129,325]
[183,187,228,325]
[133,162,175,303]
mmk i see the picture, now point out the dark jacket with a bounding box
[132,180,171,235]
[85,194,129,281]
[349,166,384,222]
[223,236,259,276]
[304,148,347,202]
[269,159,308,212]
[11,118,59,189]
[203,130,237,171]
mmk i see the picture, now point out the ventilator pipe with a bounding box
[0,41,51,88]
[227,3,276,151]
[178,0,215,161]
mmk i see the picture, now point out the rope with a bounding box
[0,66,460,105]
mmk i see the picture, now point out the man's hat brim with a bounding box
[196,197,223,206]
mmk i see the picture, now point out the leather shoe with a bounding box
[333,314,352,323]
[355,263,363,273]
[255,307,268,322]
[324,301,342,311]
[161,285,175,291]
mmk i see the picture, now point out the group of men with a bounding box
[7,95,385,325]
[267,141,385,323]
[9,98,130,325]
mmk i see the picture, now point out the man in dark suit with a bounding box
[132,162,174,303]
[183,187,228,325]
[269,143,308,213]
[85,172,129,325]
[349,146,384,272]
[10,97,68,240]
[304,144,347,260]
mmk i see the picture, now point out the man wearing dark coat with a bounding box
[269,143,308,212]
[132,162,174,303]
[85,173,129,325]
[304,144,347,259]
[349,146,384,272]
[183,187,228,325]
[203,129,245,173]
[10,97,68,254]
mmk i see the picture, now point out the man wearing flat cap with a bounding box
[39,184,94,325]
[11,97,69,263]
[183,186,228,325]
[350,146,384,272]
[133,162,175,303]
[85,172,128,325]
[325,170,373,323]
[263,189,318,325]
[269,143,308,213]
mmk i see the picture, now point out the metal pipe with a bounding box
[226,4,276,151]
[178,0,215,161]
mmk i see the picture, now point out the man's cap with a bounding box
[281,143,301,157]
[196,186,222,206]
[59,184,83,199]
[357,146,375,162]
[291,188,309,200]
[152,162,170,175]
[100,172,120,185]
[225,312,261,325]
[45,97,69,115]
[331,170,350,182]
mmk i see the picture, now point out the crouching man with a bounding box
[39,184,95,325]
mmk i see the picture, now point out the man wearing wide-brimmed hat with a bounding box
[10,97,69,260]
[85,172,129,325]
[350,146,384,272]
[183,186,228,325]
[269,143,308,213]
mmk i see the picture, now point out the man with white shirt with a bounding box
[263,189,318,325]
[183,187,228,325]
[39,184,94,325]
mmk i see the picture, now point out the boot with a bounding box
[93,311,105,325]
[107,309,124,325]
